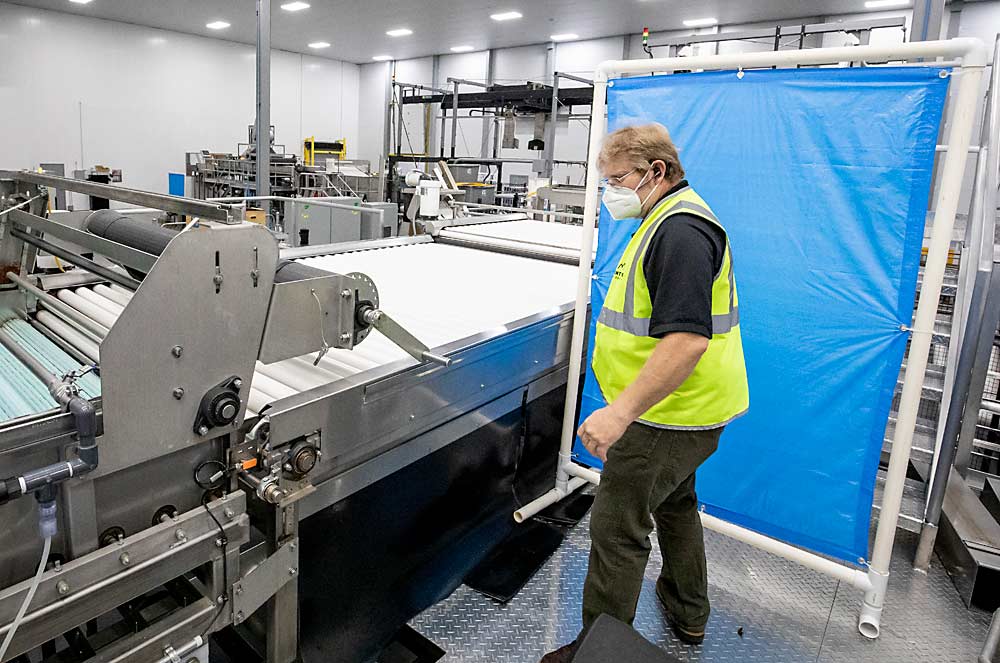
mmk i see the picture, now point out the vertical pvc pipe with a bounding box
[553,72,607,495]
[861,62,985,639]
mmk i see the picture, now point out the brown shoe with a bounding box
[654,585,706,645]
[538,640,578,662]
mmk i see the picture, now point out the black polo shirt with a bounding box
[639,180,726,340]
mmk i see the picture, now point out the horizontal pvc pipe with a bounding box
[547,461,873,592]
[936,144,982,153]
[699,512,873,592]
[563,462,602,485]
[513,476,588,523]
[595,38,987,79]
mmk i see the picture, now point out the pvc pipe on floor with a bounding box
[699,512,873,592]
[564,462,602,485]
[513,476,588,523]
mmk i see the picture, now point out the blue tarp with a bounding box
[574,67,949,564]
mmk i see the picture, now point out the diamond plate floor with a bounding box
[411,510,993,662]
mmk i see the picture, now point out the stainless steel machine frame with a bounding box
[0,171,581,663]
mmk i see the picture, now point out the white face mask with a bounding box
[601,170,657,220]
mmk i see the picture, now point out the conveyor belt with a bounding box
[45,241,579,417]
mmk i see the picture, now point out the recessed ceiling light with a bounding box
[372,54,393,61]
[683,17,718,27]
[308,41,331,49]
[490,10,522,21]
[280,1,310,10]
[864,0,908,7]
[386,28,413,37]
[550,33,579,42]
[206,20,230,30]
[450,45,475,52]
[68,0,93,4]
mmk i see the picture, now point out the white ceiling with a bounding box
[4,0,922,64]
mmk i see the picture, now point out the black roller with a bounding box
[274,259,329,282]
[84,209,178,257]
[83,210,328,283]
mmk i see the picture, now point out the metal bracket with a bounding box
[259,274,356,364]
[231,539,299,625]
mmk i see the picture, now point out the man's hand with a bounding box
[578,406,631,462]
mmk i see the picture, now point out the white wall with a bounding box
[0,2,360,195]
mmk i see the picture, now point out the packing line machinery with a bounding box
[0,170,585,662]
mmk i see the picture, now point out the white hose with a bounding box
[0,536,52,661]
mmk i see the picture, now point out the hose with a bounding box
[0,536,52,661]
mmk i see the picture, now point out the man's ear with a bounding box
[652,159,669,181]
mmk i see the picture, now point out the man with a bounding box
[540,123,749,662]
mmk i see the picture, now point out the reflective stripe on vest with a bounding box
[596,194,740,337]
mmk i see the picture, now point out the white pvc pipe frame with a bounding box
[513,38,988,640]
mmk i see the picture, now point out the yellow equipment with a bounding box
[304,136,347,166]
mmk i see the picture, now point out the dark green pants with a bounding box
[581,422,722,633]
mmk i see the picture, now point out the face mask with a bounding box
[601,170,657,220]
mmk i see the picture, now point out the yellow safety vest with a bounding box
[592,186,749,429]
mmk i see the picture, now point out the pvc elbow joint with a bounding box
[68,397,98,470]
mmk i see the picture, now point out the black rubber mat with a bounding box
[574,614,678,663]
[464,518,566,603]
[377,625,445,663]
[534,491,595,528]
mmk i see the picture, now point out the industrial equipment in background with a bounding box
[184,127,384,244]
[186,125,298,201]
[303,136,346,165]
[385,73,594,222]
[0,168,588,663]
